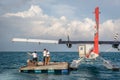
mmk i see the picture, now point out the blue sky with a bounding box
[0,0,120,51]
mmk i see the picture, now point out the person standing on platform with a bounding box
[46,50,50,65]
[31,51,38,62]
[43,49,47,65]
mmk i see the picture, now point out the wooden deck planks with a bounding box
[20,62,69,71]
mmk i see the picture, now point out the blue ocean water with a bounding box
[0,51,120,80]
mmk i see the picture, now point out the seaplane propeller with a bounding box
[66,35,72,48]
[112,43,119,49]
[112,33,120,51]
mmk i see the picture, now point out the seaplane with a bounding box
[12,7,120,71]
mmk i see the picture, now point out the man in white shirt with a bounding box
[43,49,47,65]
[27,51,38,66]
[32,51,38,62]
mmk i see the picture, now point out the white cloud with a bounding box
[100,19,120,40]
[3,5,44,18]
[60,16,66,21]
[28,17,95,40]
[2,5,120,41]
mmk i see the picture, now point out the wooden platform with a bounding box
[19,62,69,74]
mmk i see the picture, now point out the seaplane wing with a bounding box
[58,39,120,48]
[12,38,58,44]
[12,38,120,44]
[58,40,120,44]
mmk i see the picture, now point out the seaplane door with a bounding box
[78,45,86,58]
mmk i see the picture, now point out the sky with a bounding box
[0,0,120,52]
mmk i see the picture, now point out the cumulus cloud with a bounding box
[2,5,120,41]
[100,19,120,40]
[3,5,45,18]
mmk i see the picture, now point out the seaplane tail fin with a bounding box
[89,7,100,59]
[12,38,58,44]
